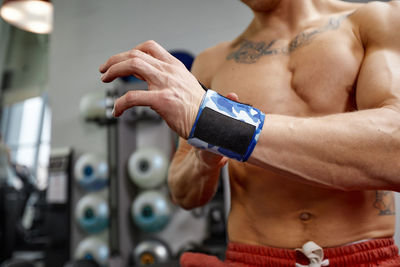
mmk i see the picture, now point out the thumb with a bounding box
[226,92,239,102]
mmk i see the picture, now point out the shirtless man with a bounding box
[100,0,400,265]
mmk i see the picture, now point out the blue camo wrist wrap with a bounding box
[187,89,265,162]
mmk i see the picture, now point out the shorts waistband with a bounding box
[226,238,399,267]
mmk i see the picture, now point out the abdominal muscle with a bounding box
[226,162,396,249]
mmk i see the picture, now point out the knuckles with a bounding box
[128,49,142,59]
[159,89,172,102]
[143,40,159,50]
[127,57,143,70]
[125,91,137,105]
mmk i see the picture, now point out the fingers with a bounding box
[99,50,133,73]
[100,40,176,73]
[113,90,160,117]
[101,55,162,83]
[134,40,178,64]
[226,92,239,102]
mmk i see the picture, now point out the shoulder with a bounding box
[191,41,232,87]
[352,0,400,19]
[350,1,400,47]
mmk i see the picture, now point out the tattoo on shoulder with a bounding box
[373,191,396,216]
[226,14,349,64]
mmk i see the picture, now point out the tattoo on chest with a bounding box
[226,14,349,64]
[374,191,396,216]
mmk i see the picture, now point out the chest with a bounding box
[211,30,363,116]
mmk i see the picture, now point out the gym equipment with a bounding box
[132,240,171,266]
[79,91,114,121]
[126,106,161,123]
[63,259,99,267]
[127,148,168,189]
[74,153,108,192]
[176,242,211,259]
[131,190,171,232]
[0,186,25,263]
[0,260,35,267]
[74,237,109,267]
[45,148,74,267]
[75,194,108,234]
[206,206,226,241]
[0,142,16,186]
[0,164,49,264]
[170,50,194,71]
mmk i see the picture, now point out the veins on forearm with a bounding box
[227,14,349,64]
[373,190,396,216]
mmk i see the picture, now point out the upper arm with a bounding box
[355,1,400,111]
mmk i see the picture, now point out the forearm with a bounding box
[249,106,400,191]
[168,144,224,209]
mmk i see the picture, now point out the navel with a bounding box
[299,212,313,222]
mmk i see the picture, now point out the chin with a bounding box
[240,0,281,12]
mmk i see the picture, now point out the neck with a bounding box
[249,0,327,32]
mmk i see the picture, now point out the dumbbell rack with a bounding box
[106,82,228,267]
[107,84,178,267]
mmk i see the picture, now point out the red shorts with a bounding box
[180,238,400,267]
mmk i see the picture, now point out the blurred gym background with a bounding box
[0,0,397,267]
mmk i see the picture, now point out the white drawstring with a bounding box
[295,241,330,267]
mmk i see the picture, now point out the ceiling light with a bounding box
[0,0,53,34]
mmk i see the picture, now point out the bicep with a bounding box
[355,1,400,111]
[356,48,400,110]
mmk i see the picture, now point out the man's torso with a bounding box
[196,1,396,248]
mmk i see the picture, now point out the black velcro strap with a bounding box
[193,107,256,155]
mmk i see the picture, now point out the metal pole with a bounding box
[106,89,121,266]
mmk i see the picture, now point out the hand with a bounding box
[99,40,205,139]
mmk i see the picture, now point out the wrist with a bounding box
[188,89,265,162]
